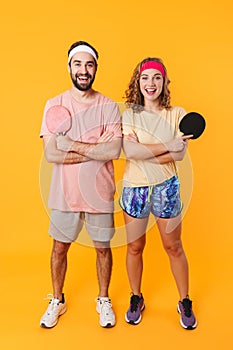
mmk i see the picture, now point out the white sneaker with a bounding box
[40,294,67,328]
[96,297,116,328]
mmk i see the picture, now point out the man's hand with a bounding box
[56,134,74,152]
[97,131,114,143]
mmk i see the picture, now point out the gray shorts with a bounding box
[49,210,115,243]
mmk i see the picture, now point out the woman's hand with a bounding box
[166,135,193,152]
[124,133,139,142]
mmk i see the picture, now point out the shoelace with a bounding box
[130,295,141,312]
[97,299,114,319]
[43,294,61,315]
[181,298,192,317]
[101,300,112,314]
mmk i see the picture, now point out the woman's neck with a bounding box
[144,101,163,114]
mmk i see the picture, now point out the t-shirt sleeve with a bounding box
[121,109,135,135]
[104,102,122,138]
[40,94,65,137]
[176,107,187,136]
[39,100,53,138]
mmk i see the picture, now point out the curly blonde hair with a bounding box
[125,57,171,112]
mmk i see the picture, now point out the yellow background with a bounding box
[0,0,232,349]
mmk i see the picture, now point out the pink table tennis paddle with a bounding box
[46,105,72,135]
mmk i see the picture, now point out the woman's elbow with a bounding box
[176,147,188,161]
[173,153,185,162]
[123,150,140,160]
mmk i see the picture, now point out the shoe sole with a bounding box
[177,304,197,330]
[125,304,145,325]
[40,306,67,328]
[101,322,116,328]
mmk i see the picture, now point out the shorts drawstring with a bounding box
[147,185,153,203]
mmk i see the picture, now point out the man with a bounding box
[40,41,122,328]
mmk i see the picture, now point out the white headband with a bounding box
[68,45,98,63]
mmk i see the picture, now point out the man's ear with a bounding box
[67,63,71,73]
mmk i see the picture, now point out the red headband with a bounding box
[140,61,165,77]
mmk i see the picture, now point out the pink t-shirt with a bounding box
[40,90,122,213]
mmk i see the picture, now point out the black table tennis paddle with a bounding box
[179,112,206,139]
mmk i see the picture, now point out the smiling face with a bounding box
[69,52,97,91]
[139,68,164,107]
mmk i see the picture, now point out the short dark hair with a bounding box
[68,41,99,65]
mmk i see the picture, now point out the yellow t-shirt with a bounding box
[122,106,186,187]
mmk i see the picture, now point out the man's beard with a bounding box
[71,72,96,91]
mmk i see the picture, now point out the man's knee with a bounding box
[94,241,111,256]
[52,240,70,257]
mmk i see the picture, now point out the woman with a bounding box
[120,57,197,330]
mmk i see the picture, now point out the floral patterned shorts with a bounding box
[120,176,182,219]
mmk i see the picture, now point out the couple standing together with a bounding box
[40,41,197,330]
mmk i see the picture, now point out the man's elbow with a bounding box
[44,149,54,163]
[109,139,122,159]
[108,145,121,160]
[44,149,61,164]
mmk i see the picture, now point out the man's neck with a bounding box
[70,86,98,104]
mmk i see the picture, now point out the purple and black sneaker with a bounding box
[125,294,145,325]
[177,297,197,330]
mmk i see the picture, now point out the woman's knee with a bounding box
[127,238,145,256]
[163,239,184,258]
